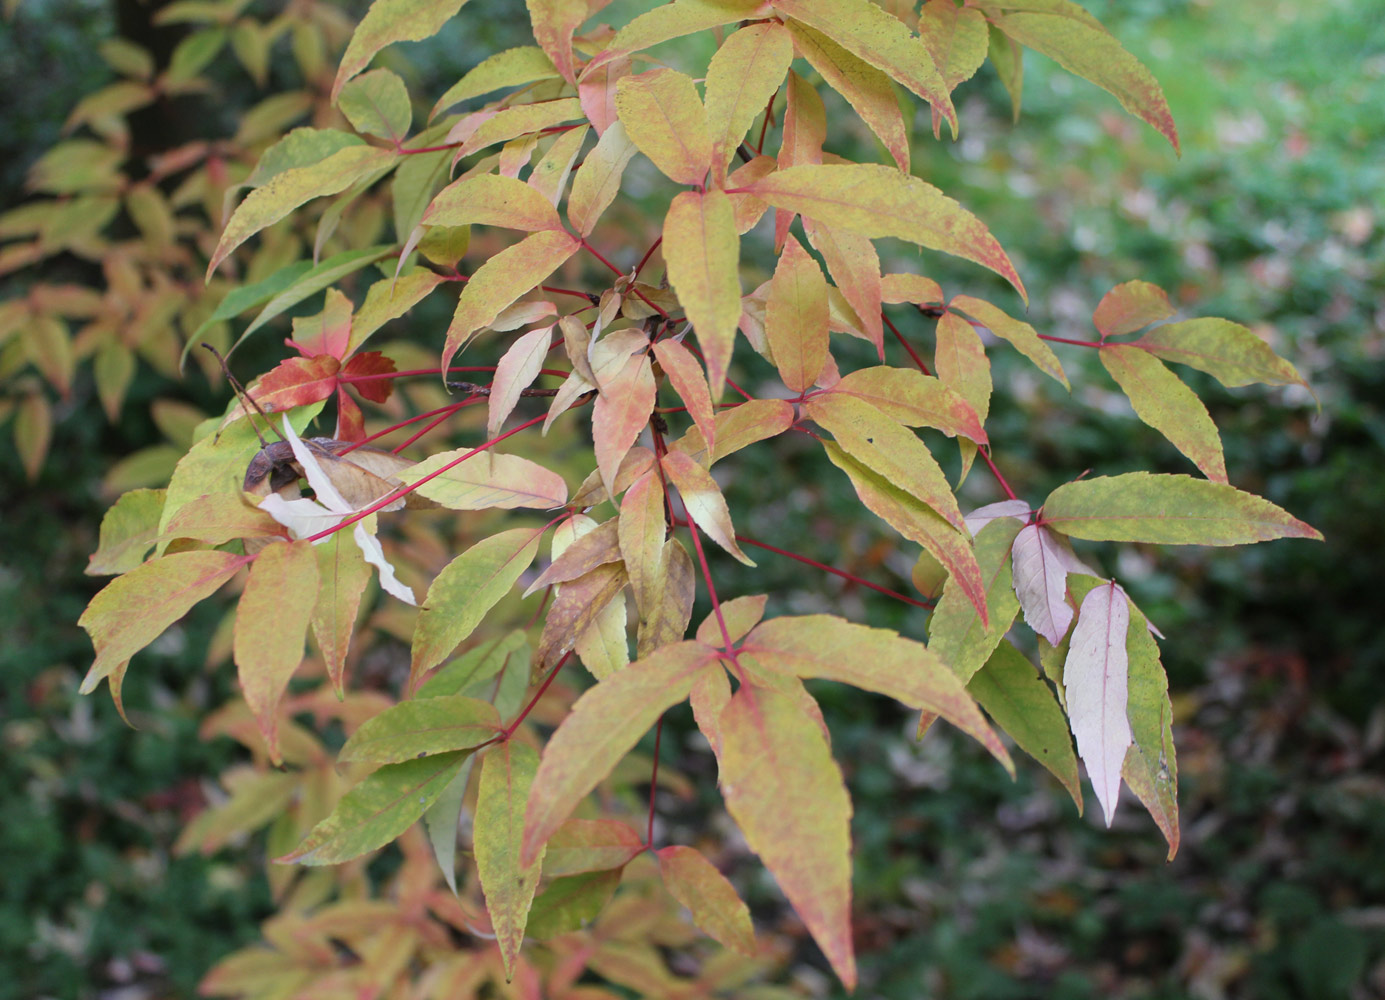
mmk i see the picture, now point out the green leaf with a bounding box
[989,0,1178,152]
[525,869,622,940]
[411,526,545,686]
[79,550,246,695]
[1101,344,1227,482]
[927,517,1023,681]
[184,261,315,352]
[87,488,166,576]
[741,614,1011,771]
[1041,473,1322,545]
[234,540,320,761]
[338,68,413,142]
[280,751,470,865]
[475,740,544,980]
[208,147,397,277]
[338,694,502,763]
[423,754,475,893]
[1131,318,1308,389]
[746,164,1025,303]
[239,245,396,347]
[656,845,756,955]
[333,0,471,99]
[1122,596,1179,858]
[820,440,987,623]
[416,630,529,698]
[430,46,559,120]
[520,641,719,865]
[246,128,366,188]
[719,683,855,988]
[662,189,741,397]
[967,640,1082,811]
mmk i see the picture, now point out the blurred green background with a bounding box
[2,0,1382,997]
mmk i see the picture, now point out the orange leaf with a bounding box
[489,325,554,439]
[651,338,716,454]
[661,449,754,566]
[526,0,587,84]
[593,352,656,498]
[248,354,342,414]
[805,218,883,356]
[1092,279,1175,337]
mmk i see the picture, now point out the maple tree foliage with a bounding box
[59,0,1327,993]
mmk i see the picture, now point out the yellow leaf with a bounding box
[703,22,794,177]
[334,0,471,99]
[1100,344,1228,483]
[521,641,721,864]
[764,234,829,393]
[567,120,638,237]
[991,0,1179,152]
[773,0,955,132]
[424,173,564,231]
[234,540,320,762]
[590,0,771,75]
[785,21,908,171]
[79,550,246,696]
[614,69,712,186]
[662,190,741,397]
[656,845,755,954]
[441,229,580,370]
[430,46,559,120]
[618,470,667,618]
[719,684,855,988]
[745,164,1026,302]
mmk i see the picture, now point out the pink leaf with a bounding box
[1011,523,1073,645]
[1064,581,1132,826]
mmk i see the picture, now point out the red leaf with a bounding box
[341,350,397,403]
